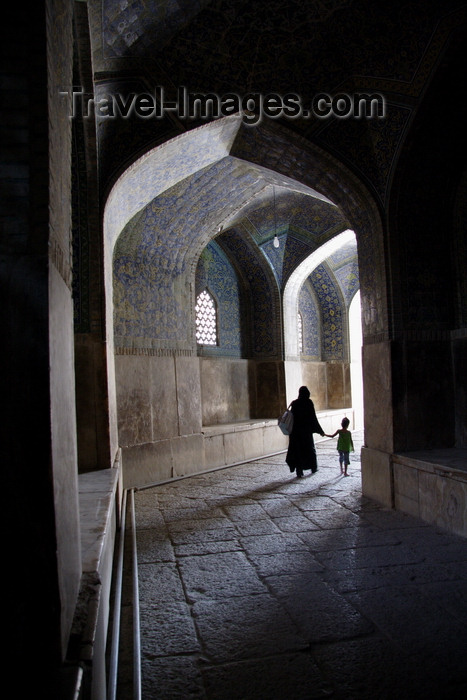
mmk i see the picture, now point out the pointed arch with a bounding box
[103,117,386,486]
[283,230,356,361]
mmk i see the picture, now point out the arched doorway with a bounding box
[283,229,356,403]
[349,290,364,429]
[103,116,385,488]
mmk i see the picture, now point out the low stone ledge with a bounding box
[78,468,120,573]
[201,418,278,437]
[393,449,467,480]
[392,449,467,538]
[71,467,120,698]
[201,409,354,438]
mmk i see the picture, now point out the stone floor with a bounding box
[118,432,467,699]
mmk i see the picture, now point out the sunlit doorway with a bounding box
[349,290,364,429]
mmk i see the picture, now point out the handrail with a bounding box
[130,489,142,700]
[107,488,142,700]
[107,488,127,700]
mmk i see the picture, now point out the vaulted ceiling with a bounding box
[79,0,466,339]
[87,0,466,203]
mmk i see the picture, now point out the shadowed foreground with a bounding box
[116,433,467,699]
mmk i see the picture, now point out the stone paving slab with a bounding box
[174,538,243,558]
[297,524,402,551]
[137,562,186,605]
[312,541,427,570]
[246,549,324,576]
[192,594,308,663]
[202,652,333,700]
[136,531,176,563]
[231,518,283,537]
[269,513,324,532]
[164,516,234,533]
[347,583,467,655]
[168,525,239,546]
[178,551,268,601]
[140,601,200,657]
[239,532,311,555]
[312,636,435,700]
[323,557,467,593]
[265,574,374,643]
[126,431,467,700]
[140,657,205,699]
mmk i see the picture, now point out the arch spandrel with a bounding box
[112,156,297,352]
[104,115,244,251]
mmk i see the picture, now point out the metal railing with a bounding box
[107,488,141,700]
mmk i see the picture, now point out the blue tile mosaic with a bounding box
[310,263,345,360]
[195,241,242,357]
[111,126,360,357]
[299,280,321,359]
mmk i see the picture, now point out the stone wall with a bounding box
[72,0,112,474]
[116,353,287,487]
[199,358,251,424]
[47,0,84,659]
[116,352,357,488]
[393,453,467,538]
[2,0,83,683]
[300,360,351,411]
[115,352,203,487]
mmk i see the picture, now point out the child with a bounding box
[325,417,354,476]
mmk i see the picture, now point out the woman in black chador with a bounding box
[286,386,325,478]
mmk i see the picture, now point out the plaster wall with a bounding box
[361,335,465,533]
[76,469,119,699]
[49,266,82,655]
[200,357,286,424]
[203,421,288,469]
[47,0,83,660]
[317,409,356,436]
[418,470,467,537]
[251,360,286,418]
[327,362,351,409]
[103,268,123,469]
[116,354,202,444]
[3,0,84,676]
[284,359,303,406]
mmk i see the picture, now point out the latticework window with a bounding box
[195,290,218,345]
[297,311,303,353]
